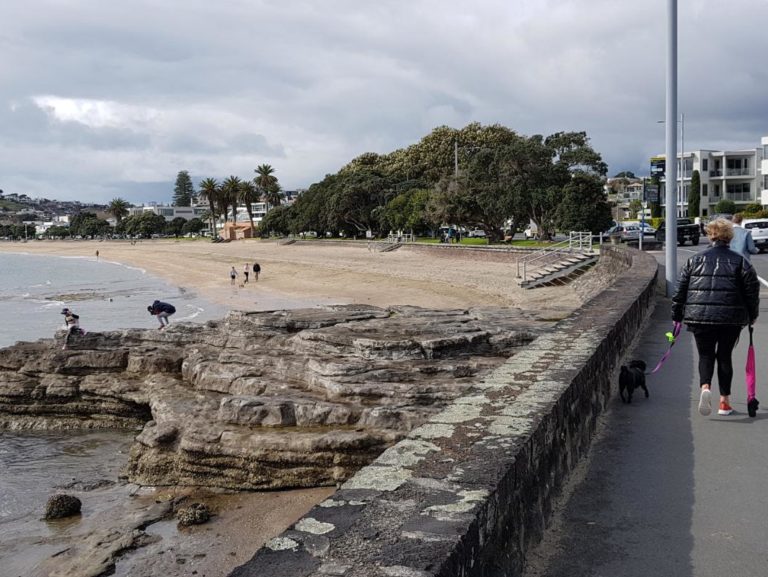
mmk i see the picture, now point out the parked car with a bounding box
[637,222,656,235]
[467,229,486,238]
[605,224,642,242]
[743,218,768,253]
[654,218,700,246]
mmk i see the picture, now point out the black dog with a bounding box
[619,360,648,403]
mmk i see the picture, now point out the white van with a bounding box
[743,219,768,252]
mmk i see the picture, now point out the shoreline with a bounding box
[0,238,583,314]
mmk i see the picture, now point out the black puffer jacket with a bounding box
[671,242,760,325]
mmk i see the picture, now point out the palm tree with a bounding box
[254,164,280,208]
[221,176,242,224]
[108,198,130,224]
[197,178,220,237]
[239,180,260,237]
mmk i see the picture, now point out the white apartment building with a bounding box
[651,136,767,218]
[128,205,208,221]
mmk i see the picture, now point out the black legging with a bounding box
[691,325,743,396]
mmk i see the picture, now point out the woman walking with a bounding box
[243,263,250,284]
[672,218,760,416]
[230,266,238,286]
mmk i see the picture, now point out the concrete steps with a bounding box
[519,253,598,289]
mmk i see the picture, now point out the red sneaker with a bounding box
[718,401,733,416]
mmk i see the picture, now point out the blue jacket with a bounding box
[730,226,759,261]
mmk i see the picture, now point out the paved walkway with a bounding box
[524,292,768,577]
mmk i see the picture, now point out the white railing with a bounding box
[516,231,594,282]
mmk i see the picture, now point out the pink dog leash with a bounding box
[650,321,682,374]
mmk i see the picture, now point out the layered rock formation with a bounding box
[0,305,553,489]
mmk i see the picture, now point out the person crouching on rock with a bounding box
[61,307,84,350]
[148,300,176,330]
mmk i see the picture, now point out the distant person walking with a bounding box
[672,218,760,417]
[730,213,759,261]
[60,307,84,350]
[243,264,250,284]
[95,250,99,261]
[230,266,238,285]
[252,262,260,281]
[147,300,176,330]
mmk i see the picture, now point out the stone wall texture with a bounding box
[230,245,658,577]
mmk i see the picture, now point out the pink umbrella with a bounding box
[747,327,759,417]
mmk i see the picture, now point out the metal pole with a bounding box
[680,112,685,217]
[665,0,678,297]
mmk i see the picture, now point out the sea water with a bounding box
[0,250,229,575]
[0,251,228,347]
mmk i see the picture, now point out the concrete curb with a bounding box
[230,246,658,577]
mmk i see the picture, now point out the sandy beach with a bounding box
[0,238,583,314]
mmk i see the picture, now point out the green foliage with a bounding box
[43,225,71,239]
[70,212,112,238]
[255,164,281,207]
[628,199,643,218]
[221,176,242,223]
[650,217,664,230]
[555,173,613,233]
[714,199,737,214]
[108,198,130,224]
[167,217,187,237]
[118,212,167,238]
[688,170,701,218]
[613,171,636,178]
[743,203,763,214]
[239,180,260,235]
[285,123,606,242]
[197,178,220,237]
[173,170,195,207]
[182,218,205,235]
[259,205,294,236]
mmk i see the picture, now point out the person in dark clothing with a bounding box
[252,262,260,281]
[60,307,85,350]
[147,300,176,330]
[672,218,760,417]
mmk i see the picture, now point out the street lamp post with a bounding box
[665,0,678,297]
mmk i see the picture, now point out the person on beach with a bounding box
[243,264,250,284]
[147,300,176,330]
[230,266,238,285]
[252,262,260,281]
[730,213,759,262]
[60,307,84,350]
[95,250,99,260]
[672,218,760,416]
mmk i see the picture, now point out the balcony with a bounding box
[725,192,753,202]
[726,168,753,177]
[710,170,722,177]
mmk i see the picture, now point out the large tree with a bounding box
[254,164,281,207]
[221,176,242,223]
[555,173,614,234]
[107,198,130,224]
[197,178,220,237]
[688,169,701,218]
[239,180,260,236]
[173,170,195,206]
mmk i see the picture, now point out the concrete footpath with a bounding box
[523,292,768,577]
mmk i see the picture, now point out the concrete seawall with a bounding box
[230,245,658,577]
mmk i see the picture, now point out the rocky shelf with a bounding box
[0,305,556,490]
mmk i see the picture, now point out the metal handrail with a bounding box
[516,231,594,281]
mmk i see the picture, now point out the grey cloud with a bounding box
[1,0,767,202]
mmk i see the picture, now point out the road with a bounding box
[523,243,768,577]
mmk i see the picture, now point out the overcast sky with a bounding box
[2,0,767,204]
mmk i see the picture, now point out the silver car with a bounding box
[743,219,768,253]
